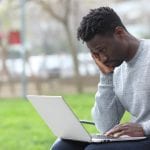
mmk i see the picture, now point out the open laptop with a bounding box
[27,95,146,143]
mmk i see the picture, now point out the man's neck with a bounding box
[126,36,140,62]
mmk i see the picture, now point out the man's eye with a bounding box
[101,48,106,52]
[94,48,106,53]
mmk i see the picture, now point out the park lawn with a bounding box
[0,93,130,150]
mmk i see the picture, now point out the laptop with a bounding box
[27,95,146,143]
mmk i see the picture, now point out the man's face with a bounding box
[86,32,128,68]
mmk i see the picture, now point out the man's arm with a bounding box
[92,72,125,134]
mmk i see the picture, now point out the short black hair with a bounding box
[77,7,126,42]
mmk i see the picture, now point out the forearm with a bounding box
[92,72,125,134]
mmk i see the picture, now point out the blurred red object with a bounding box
[8,31,21,45]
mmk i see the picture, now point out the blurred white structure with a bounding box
[4,53,98,79]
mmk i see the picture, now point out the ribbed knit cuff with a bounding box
[141,121,150,136]
[100,71,113,85]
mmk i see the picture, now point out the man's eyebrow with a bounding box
[95,46,105,51]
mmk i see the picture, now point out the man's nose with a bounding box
[99,53,108,63]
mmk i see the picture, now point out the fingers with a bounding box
[112,131,124,138]
[105,123,145,138]
[105,124,126,137]
[91,53,114,74]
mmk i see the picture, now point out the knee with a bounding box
[50,138,88,150]
[50,138,75,150]
[51,139,64,150]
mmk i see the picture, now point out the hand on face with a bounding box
[92,53,114,74]
[104,123,145,138]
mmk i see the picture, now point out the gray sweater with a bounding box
[92,39,150,135]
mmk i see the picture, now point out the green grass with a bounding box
[0,93,130,150]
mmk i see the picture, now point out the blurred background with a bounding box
[0,0,150,97]
[0,0,149,149]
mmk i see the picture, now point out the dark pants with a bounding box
[51,137,150,150]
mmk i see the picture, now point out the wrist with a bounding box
[100,71,113,85]
[140,122,149,136]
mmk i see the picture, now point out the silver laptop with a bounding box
[27,95,146,143]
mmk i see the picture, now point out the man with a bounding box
[51,7,150,150]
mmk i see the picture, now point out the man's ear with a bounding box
[114,26,125,39]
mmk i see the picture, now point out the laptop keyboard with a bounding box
[92,134,116,140]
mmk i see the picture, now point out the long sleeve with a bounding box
[140,120,150,136]
[92,72,125,134]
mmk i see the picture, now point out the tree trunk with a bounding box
[0,44,16,94]
[63,23,83,93]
